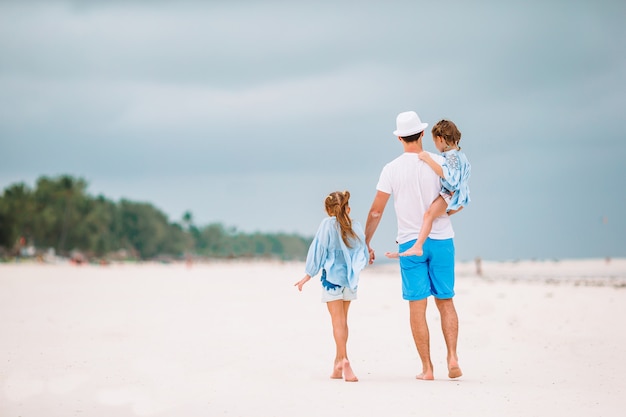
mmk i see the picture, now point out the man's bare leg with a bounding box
[385,196,448,259]
[409,299,434,380]
[435,297,462,378]
[327,300,358,382]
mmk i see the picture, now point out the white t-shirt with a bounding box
[376,152,454,244]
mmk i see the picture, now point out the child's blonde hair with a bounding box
[325,191,357,248]
[432,119,462,150]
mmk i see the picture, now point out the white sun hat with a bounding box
[393,111,428,137]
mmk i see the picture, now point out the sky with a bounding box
[1,0,625,262]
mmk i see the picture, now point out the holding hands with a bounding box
[368,246,376,264]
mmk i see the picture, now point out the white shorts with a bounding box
[440,190,452,205]
[321,285,357,302]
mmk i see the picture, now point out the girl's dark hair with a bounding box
[325,191,357,247]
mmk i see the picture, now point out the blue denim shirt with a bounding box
[440,149,471,211]
[304,217,369,291]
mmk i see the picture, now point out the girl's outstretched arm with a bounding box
[418,152,444,178]
[294,274,311,291]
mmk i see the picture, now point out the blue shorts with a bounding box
[398,238,455,301]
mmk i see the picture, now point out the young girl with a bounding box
[388,119,471,258]
[294,190,369,382]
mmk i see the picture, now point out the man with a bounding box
[364,110,462,380]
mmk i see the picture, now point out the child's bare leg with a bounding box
[327,300,358,382]
[328,299,345,378]
[400,196,448,257]
[385,196,449,259]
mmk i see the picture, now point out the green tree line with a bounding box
[0,175,311,261]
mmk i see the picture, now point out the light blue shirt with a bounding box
[440,149,471,211]
[304,216,369,291]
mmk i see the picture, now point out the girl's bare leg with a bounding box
[385,196,448,259]
[327,300,358,382]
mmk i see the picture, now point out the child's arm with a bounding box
[294,274,311,291]
[297,219,330,291]
[418,152,444,178]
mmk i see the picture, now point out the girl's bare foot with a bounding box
[330,361,343,379]
[416,371,434,380]
[400,246,423,257]
[342,359,358,382]
[385,247,425,259]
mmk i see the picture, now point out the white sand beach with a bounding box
[1,259,625,416]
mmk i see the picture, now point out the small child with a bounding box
[294,190,369,382]
[387,119,471,258]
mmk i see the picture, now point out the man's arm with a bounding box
[365,191,390,264]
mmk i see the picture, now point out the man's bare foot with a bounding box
[342,359,358,382]
[416,371,434,380]
[385,252,400,259]
[448,365,463,379]
[330,361,343,379]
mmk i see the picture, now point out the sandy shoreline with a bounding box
[1,260,625,416]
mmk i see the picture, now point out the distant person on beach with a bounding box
[386,119,470,258]
[365,111,462,380]
[295,190,369,382]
